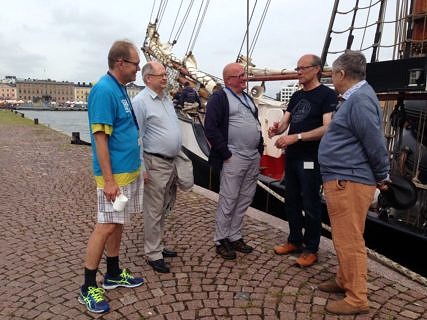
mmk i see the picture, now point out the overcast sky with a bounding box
[0,0,397,94]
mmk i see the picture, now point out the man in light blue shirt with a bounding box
[133,61,182,273]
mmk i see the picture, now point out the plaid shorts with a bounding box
[97,174,144,224]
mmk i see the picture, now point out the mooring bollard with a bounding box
[34,118,38,125]
[71,132,91,145]
[71,132,81,144]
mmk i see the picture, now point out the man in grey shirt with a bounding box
[133,61,182,273]
[204,62,264,260]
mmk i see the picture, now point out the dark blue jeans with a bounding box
[284,158,322,253]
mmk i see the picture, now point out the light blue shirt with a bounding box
[133,87,182,159]
[342,80,366,100]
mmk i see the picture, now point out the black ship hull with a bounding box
[179,114,427,278]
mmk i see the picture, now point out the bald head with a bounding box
[223,63,243,79]
[223,63,246,94]
[141,61,167,95]
[141,61,164,81]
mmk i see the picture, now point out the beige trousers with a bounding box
[143,153,175,261]
[323,180,375,308]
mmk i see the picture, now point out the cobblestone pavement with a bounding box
[1,110,427,320]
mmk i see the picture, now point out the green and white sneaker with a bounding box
[102,268,144,290]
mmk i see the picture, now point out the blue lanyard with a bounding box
[107,72,139,131]
[225,87,259,124]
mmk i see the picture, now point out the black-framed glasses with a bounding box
[119,59,140,68]
[294,65,318,72]
[148,73,167,78]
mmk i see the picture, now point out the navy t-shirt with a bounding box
[286,84,337,161]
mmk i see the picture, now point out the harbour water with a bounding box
[21,110,90,143]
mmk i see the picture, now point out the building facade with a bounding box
[0,83,17,100]
[16,79,74,104]
[126,83,145,99]
[278,82,300,104]
[74,82,93,102]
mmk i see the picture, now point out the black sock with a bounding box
[106,256,121,277]
[82,267,98,292]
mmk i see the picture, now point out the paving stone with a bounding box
[1,112,427,320]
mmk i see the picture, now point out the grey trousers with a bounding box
[214,154,260,244]
[143,153,175,261]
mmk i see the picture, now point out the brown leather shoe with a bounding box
[326,299,369,315]
[274,243,302,255]
[318,280,345,293]
[295,252,317,267]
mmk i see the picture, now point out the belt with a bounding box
[144,151,175,161]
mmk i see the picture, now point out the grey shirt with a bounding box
[133,87,182,159]
[225,89,260,160]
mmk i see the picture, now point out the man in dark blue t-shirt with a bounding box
[268,54,337,267]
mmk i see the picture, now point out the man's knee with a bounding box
[94,223,121,236]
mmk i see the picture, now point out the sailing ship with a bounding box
[141,0,427,278]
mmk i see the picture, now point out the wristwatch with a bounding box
[297,133,302,141]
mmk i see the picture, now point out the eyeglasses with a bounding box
[294,65,318,72]
[148,73,167,78]
[228,72,246,79]
[119,59,140,68]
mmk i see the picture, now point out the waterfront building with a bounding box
[16,79,74,104]
[126,83,145,99]
[74,82,93,102]
[0,83,17,101]
[1,76,17,84]
[278,82,299,104]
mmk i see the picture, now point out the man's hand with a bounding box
[103,180,120,201]
[268,122,279,138]
[143,171,149,184]
[274,134,298,149]
[377,175,391,192]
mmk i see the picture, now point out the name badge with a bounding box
[303,162,314,170]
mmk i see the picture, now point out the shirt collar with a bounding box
[342,80,366,100]
[146,87,165,100]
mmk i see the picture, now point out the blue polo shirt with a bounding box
[88,73,140,187]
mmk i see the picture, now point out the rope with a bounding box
[415,109,426,177]
[168,0,184,43]
[256,179,427,287]
[360,0,374,50]
[156,0,168,27]
[336,0,382,15]
[185,0,204,55]
[173,0,194,43]
[188,0,210,54]
[237,0,258,62]
[249,0,271,57]
[256,180,285,203]
[149,0,157,22]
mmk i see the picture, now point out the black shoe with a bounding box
[148,259,170,273]
[162,248,177,257]
[216,239,236,260]
[230,238,253,253]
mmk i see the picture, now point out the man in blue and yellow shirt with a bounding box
[78,40,144,314]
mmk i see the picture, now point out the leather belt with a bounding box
[144,151,175,161]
